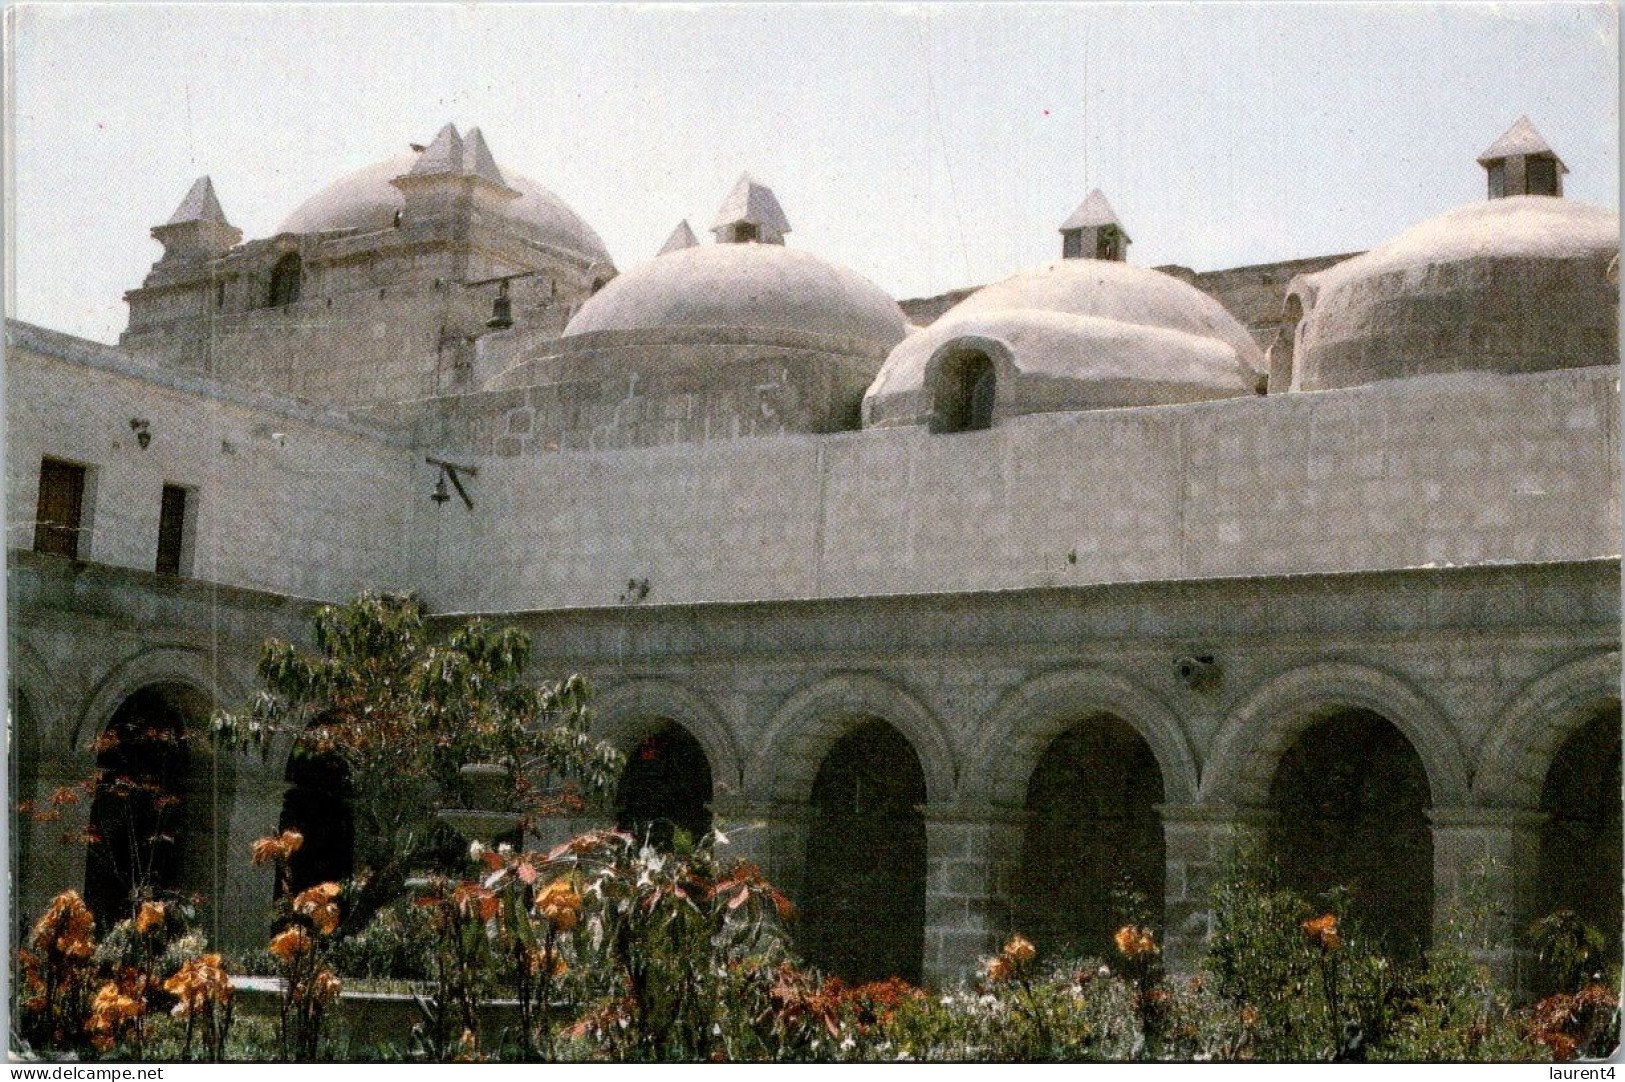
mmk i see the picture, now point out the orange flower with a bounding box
[450,883,500,922]
[1002,934,1037,965]
[268,926,314,962]
[1240,1004,1260,1027]
[984,955,1014,983]
[535,879,582,930]
[311,968,343,1005]
[293,882,343,935]
[33,890,96,959]
[1301,914,1341,951]
[1114,924,1158,960]
[163,954,232,1017]
[134,901,166,934]
[251,829,305,865]
[528,947,568,978]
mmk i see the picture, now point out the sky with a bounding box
[5,2,1618,345]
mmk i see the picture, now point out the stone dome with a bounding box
[563,243,908,348]
[864,259,1262,427]
[1293,196,1618,391]
[276,154,612,265]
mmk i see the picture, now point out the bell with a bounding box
[431,475,450,505]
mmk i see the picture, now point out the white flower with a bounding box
[1098,964,1111,977]
[468,841,486,860]
[839,1036,856,1051]
[497,842,514,857]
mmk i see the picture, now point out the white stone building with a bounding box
[7,117,1619,987]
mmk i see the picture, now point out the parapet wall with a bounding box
[412,364,1621,613]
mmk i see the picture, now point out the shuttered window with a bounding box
[33,458,86,558]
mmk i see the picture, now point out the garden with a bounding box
[11,595,1620,1063]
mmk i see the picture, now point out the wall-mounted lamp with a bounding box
[129,418,151,450]
[426,456,478,510]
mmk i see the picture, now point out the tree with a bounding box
[217,592,623,935]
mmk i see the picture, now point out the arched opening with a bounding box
[614,722,714,851]
[1266,711,1433,957]
[83,685,214,926]
[1267,293,1303,395]
[802,720,928,984]
[268,253,302,307]
[278,744,355,896]
[932,350,995,434]
[1017,717,1165,959]
[1533,703,1622,990]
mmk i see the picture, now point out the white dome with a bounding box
[864,259,1262,426]
[1296,197,1618,390]
[563,243,907,348]
[276,154,612,265]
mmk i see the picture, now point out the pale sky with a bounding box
[6,2,1619,344]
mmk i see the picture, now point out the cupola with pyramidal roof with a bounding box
[1059,189,1130,261]
[1478,115,1567,199]
[659,220,699,256]
[711,174,791,244]
[390,123,521,225]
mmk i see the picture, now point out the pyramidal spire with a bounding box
[463,127,509,188]
[166,176,230,226]
[1059,189,1130,261]
[659,219,699,255]
[410,123,466,176]
[1477,116,1557,164]
[711,173,790,244]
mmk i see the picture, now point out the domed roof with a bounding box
[864,259,1262,427]
[276,153,612,265]
[1295,196,1618,391]
[563,243,908,347]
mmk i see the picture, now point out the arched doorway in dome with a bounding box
[83,684,216,927]
[1018,717,1166,959]
[931,349,995,434]
[1533,704,1622,992]
[1266,710,1433,957]
[614,722,713,851]
[801,720,928,984]
[277,743,355,896]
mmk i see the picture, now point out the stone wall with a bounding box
[408,365,1620,613]
[6,321,420,601]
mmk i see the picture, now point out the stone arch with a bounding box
[1202,661,1468,807]
[974,667,1199,808]
[750,672,958,805]
[72,646,251,754]
[592,678,742,793]
[925,335,1015,434]
[1473,651,1622,808]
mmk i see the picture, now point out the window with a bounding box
[215,280,226,309]
[1096,226,1122,261]
[1062,229,1083,259]
[1527,156,1559,196]
[33,458,87,558]
[156,484,193,576]
[1487,161,1507,199]
[933,351,996,434]
[734,222,759,243]
[268,253,302,307]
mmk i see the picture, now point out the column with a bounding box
[1157,803,1273,973]
[919,803,1028,986]
[1429,806,1547,994]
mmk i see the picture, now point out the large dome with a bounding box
[1294,196,1618,391]
[276,154,612,265]
[563,243,908,348]
[864,259,1262,427]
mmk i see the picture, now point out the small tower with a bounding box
[659,219,699,256]
[1059,189,1129,261]
[1477,116,1567,199]
[391,123,521,223]
[711,174,790,244]
[150,177,241,263]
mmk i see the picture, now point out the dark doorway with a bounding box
[802,720,928,984]
[614,723,713,851]
[278,744,355,895]
[84,686,198,926]
[1535,705,1622,990]
[1018,717,1166,959]
[34,458,86,558]
[1267,711,1434,957]
[268,253,302,307]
